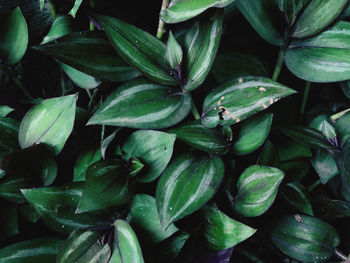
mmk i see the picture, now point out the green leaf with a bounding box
[73,147,102,182]
[34,31,141,82]
[277,136,312,161]
[161,0,234,23]
[0,117,19,151]
[76,242,111,263]
[0,201,19,240]
[166,31,183,68]
[182,10,223,91]
[41,155,57,186]
[232,113,273,155]
[311,149,339,184]
[18,94,77,155]
[313,195,350,221]
[21,183,110,233]
[0,237,63,263]
[168,120,231,155]
[271,214,340,263]
[335,112,350,148]
[279,125,334,149]
[88,78,192,129]
[0,7,28,65]
[211,52,269,83]
[201,205,256,250]
[285,21,350,82]
[94,14,177,86]
[201,76,296,128]
[281,182,313,216]
[130,194,178,244]
[257,140,279,167]
[19,203,41,223]
[235,0,284,46]
[110,220,144,263]
[121,130,176,182]
[234,165,284,217]
[0,175,32,203]
[0,105,14,117]
[291,0,347,38]
[101,129,120,159]
[157,231,190,261]
[333,150,350,202]
[156,152,224,229]
[69,0,83,18]
[41,15,76,44]
[40,0,45,10]
[77,159,135,213]
[278,159,310,182]
[277,0,307,26]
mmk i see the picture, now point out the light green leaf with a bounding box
[69,0,83,18]
[166,31,183,68]
[41,15,76,44]
[0,105,14,117]
[60,62,101,89]
[73,147,102,182]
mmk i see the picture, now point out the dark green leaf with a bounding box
[0,7,28,65]
[77,159,135,213]
[168,120,231,155]
[334,150,350,202]
[166,31,183,68]
[182,10,223,91]
[130,194,178,244]
[19,203,41,223]
[0,238,63,263]
[211,52,269,83]
[41,155,57,186]
[235,0,284,46]
[232,113,273,155]
[313,195,350,221]
[94,14,177,86]
[278,159,310,182]
[285,21,350,82]
[88,78,192,129]
[157,231,190,262]
[0,201,19,240]
[0,117,19,151]
[201,205,256,250]
[18,94,77,155]
[0,105,14,117]
[291,0,347,38]
[34,31,141,82]
[281,182,313,216]
[201,76,296,128]
[0,175,31,203]
[277,0,307,26]
[73,147,102,182]
[156,152,224,229]
[121,130,176,182]
[257,140,280,167]
[110,220,144,263]
[69,0,83,18]
[277,136,312,161]
[311,149,338,184]
[271,214,340,263]
[234,165,284,217]
[335,112,350,148]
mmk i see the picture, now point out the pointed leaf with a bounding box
[121,130,176,182]
[156,152,224,229]
[182,10,223,91]
[201,76,296,128]
[166,31,183,68]
[234,165,284,217]
[41,15,76,44]
[313,195,350,221]
[77,159,135,213]
[94,14,177,86]
[101,129,120,159]
[285,21,350,82]
[0,105,14,117]
[88,78,192,129]
[168,120,231,155]
[0,7,28,64]
[73,147,102,182]
[18,94,76,155]
[291,0,347,38]
[281,182,313,216]
[311,149,338,184]
[34,31,141,82]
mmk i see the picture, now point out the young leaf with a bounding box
[234,165,284,217]
[88,78,192,129]
[0,105,14,117]
[201,205,256,250]
[271,214,340,263]
[235,0,284,46]
[161,0,234,23]
[168,120,231,155]
[0,238,63,263]
[18,94,77,155]
[182,10,223,91]
[35,31,141,82]
[41,15,76,44]
[0,7,28,65]
[130,194,178,244]
[232,113,273,155]
[201,76,296,128]
[281,182,314,216]
[285,21,350,82]
[77,159,135,213]
[156,152,224,229]
[166,31,183,69]
[291,0,347,38]
[94,14,177,86]
[69,0,83,18]
[110,220,144,263]
[121,130,176,182]
[73,147,102,182]
[311,149,338,184]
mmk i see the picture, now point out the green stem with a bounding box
[334,249,348,261]
[191,99,200,120]
[272,45,286,81]
[308,179,320,192]
[48,0,56,19]
[156,0,169,39]
[89,0,95,31]
[235,248,266,263]
[299,82,311,123]
[331,108,350,122]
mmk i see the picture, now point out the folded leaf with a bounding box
[88,78,192,129]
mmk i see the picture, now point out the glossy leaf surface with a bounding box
[166,31,183,69]
[311,150,338,184]
[121,130,176,182]
[281,182,313,216]
[88,78,192,129]
[201,76,296,128]
[156,152,224,229]
[0,105,14,117]
[18,94,77,155]
[73,147,102,182]
[234,165,284,217]
[168,120,231,155]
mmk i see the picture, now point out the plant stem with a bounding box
[334,249,348,261]
[156,0,169,39]
[89,0,95,31]
[191,100,200,120]
[48,0,56,19]
[331,108,350,122]
[308,179,320,192]
[299,81,311,123]
[272,45,286,81]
